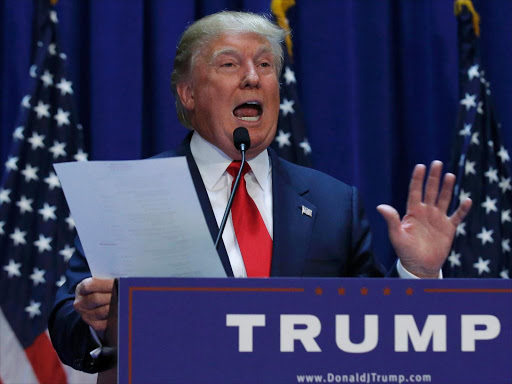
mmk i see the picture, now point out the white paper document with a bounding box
[54,157,226,278]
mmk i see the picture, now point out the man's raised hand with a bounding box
[377,161,472,278]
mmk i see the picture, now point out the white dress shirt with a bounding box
[190,132,273,278]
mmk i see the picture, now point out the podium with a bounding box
[98,277,512,384]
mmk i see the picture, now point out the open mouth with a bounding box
[233,101,262,122]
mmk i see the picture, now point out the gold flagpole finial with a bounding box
[270,0,295,58]
[50,0,59,5]
[454,0,480,37]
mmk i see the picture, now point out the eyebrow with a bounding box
[210,46,273,63]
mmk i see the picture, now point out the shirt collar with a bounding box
[190,131,270,192]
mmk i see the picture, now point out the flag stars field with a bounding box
[74,149,88,162]
[459,123,472,136]
[21,164,39,182]
[473,257,491,275]
[447,5,511,278]
[275,130,291,148]
[498,177,511,193]
[29,267,46,286]
[59,245,75,262]
[49,9,58,23]
[24,300,42,319]
[54,108,70,127]
[460,93,476,110]
[21,95,31,108]
[10,228,27,246]
[13,126,24,140]
[448,251,461,268]
[501,209,511,224]
[299,139,312,155]
[49,140,67,159]
[497,146,510,162]
[56,78,73,96]
[44,172,61,190]
[484,167,498,183]
[0,4,92,381]
[0,188,11,204]
[38,203,57,221]
[33,100,51,119]
[459,189,471,202]
[464,160,476,175]
[40,69,54,87]
[65,215,75,230]
[470,132,480,145]
[476,227,494,245]
[5,156,19,171]
[477,101,484,114]
[467,64,480,80]
[502,239,511,253]
[48,43,57,55]
[481,196,498,214]
[34,234,52,253]
[3,259,22,278]
[283,66,296,85]
[16,196,34,214]
[56,275,66,287]
[27,132,46,150]
[280,98,295,116]
[456,222,467,236]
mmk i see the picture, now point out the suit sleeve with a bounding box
[346,187,387,277]
[48,237,107,373]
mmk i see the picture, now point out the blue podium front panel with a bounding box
[118,278,512,384]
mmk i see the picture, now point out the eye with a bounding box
[260,62,271,68]
[221,62,235,67]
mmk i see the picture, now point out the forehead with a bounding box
[202,32,273,59]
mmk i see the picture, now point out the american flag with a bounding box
[270,0,312,167]
[443,1,511,279]
[0,1,95,382]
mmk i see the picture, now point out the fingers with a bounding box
[450,198,472,227]
[76,277,114,295]
[75,292,112,310]
[407,164,426,211]
[437,173,456,212]
[424,161,443,205]
[409,161,455,212]
[376,204,401,235]
[74,277,114,330]
[79,305,110,333]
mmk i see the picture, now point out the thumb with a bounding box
[376,204,401,235]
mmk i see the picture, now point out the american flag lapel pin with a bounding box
[301,205,313,218]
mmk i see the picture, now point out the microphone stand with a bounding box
[214,143,247,249]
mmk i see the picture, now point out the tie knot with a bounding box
[227,161,251,178]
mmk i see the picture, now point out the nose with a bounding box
[240,62,260,89]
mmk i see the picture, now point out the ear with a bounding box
[176,81,195,111]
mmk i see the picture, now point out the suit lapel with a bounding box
[269,149,317,276]
[176,135,234,277]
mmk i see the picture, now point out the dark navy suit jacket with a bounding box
[48,136,385,372]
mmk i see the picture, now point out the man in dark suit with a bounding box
[49,11,472,372]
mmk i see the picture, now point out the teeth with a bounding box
[239,116,259,121]
[245,101,260,105]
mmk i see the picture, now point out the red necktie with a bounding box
[226,161,272,277]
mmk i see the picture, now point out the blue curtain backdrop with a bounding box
[1,0,511,268]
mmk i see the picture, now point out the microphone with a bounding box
[214,127,251,249]
[233,126,251,152]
